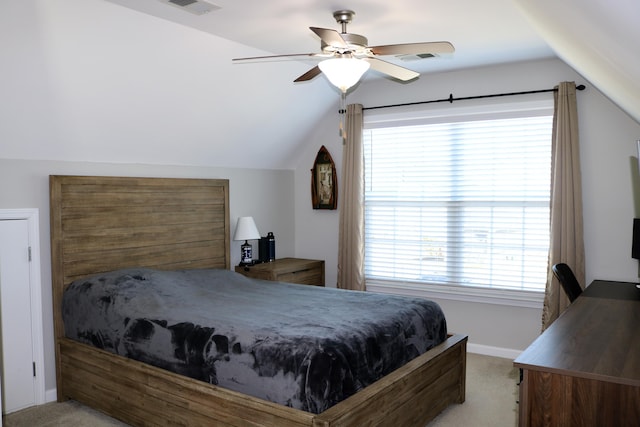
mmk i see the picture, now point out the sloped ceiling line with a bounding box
[511,0,640,123]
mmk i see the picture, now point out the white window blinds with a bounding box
[363,102,553,292]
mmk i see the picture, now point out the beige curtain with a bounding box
[542,81,585,329]
[337,103,365,291]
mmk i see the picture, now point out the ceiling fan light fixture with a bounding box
[318,57,370,93]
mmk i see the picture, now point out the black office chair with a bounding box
[551,263,583,302]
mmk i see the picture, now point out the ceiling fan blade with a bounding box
[363,57,419,81]
[310,27,348,48]
[369,41,455,56]
[233,53,318,62]
[294,66,322,82]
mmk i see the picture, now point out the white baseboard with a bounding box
[45,388,57,403]
[468,343,522,360]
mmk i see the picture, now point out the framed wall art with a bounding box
[311,145,337,210]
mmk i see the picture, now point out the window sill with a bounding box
[366,280,544,309]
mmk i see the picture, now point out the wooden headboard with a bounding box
[49,175,230,362]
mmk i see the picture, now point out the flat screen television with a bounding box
[633,218,640,259]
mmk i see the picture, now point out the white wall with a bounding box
[0,159,294,396]
[0,0,335,171]
[294,57,640,356]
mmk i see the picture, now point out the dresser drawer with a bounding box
[278,268,323,286]
[235,258,325,286]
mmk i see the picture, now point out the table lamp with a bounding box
[233,216,260,265]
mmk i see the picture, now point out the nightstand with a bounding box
[235,257,325,286]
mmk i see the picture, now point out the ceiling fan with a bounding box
[233,10,454,93]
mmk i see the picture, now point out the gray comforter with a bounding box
[62,268,447,413]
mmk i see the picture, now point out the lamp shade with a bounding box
[318,57,370,93]
[233,216,260,241]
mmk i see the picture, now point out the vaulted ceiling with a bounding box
[512,0,640,124]
[104,0,557,76]
[2,0,638,170]
[103,0,640,125]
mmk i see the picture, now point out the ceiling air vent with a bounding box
[159,0,220,15]
[170,0,198,6]
[398,53,437,62]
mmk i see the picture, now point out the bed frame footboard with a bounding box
[57,334,466,427]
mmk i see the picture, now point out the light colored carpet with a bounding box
[3,353,518,426]
[429,353,519,427]
[3,399,128,427]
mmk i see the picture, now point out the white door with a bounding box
[0,219,37,413]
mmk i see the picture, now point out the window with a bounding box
[363,100,553,295]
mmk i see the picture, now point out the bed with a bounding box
[50,175,467,427]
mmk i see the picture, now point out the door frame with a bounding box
[0,209,45,407]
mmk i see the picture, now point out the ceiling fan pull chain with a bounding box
[340,92,347,144]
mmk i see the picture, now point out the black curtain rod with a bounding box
[362,84,586,111]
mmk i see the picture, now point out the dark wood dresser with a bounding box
[514,280,640,426]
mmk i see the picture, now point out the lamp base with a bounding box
[238,260,263,267]
[240,240,253,265]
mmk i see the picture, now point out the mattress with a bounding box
[62,268,447,413]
